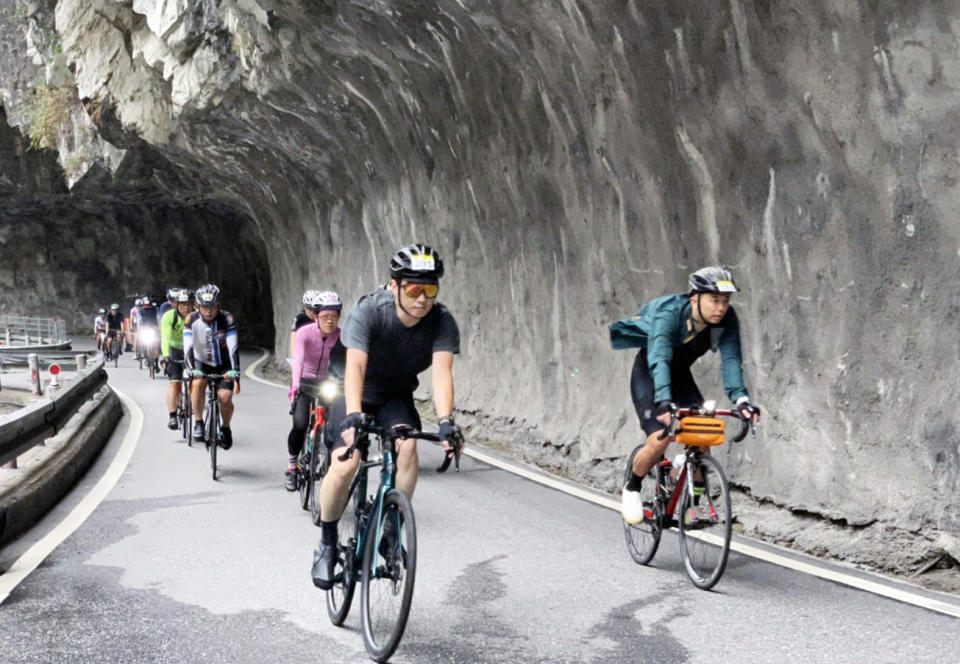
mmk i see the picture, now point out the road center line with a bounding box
[0,388,142,605]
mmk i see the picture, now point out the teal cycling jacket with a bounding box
[608,293,749,404]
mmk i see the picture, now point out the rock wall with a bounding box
[1,0,958,568]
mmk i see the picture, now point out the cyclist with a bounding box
[158,287,177,319]
[183,284,240,448]
[609,266,761,524]
[284,290,346,491]
[137,297,161,368]
[288,290,321,358]
[312,243,462,590]
[128,298,141,355]
[105,303,125,357]
[93,308,108,350]
[160,288,193,430]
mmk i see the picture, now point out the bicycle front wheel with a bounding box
[207,405,219,481]
[678,454,732,590]
[361,489,417,663]
[309,438,328,526]
[298,442,311,511]
[623,445,662,565]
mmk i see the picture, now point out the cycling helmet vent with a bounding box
[688,266,738,294]
[389,243,444,281]
[195,284,221,306]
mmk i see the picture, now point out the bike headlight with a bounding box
[320,379,339,401]
[140,328,157,343]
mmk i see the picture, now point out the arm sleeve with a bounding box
[647,305,677,404]
[182,318,195,370]
[718,307,749,403]
[290,326,305,392]
[224,313,239,370]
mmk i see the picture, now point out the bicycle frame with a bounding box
[342,435,398,580]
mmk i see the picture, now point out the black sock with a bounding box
[321,519,339,546]
[626,472,644,491]
[169,411,176,418]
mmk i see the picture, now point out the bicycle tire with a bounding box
[361,489,417,663]
[622,444,662,565]
[309,436,328,526]
[327,496,363,626]
[208,402,219,481]
[298,440,311,511]
[678,454,732,590]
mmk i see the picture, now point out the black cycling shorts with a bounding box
[630,349,703,436]
[165,348,185,381]
[195,361,235,393]
[324,392,421,451]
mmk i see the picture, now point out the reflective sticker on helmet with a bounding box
[410,254,435,271]
[716,280,736,292]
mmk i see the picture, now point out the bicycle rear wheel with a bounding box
[327,496,363,626]
[678,454,732,590]
[361,489,417,663]
[622,445,662,565]
[180,386,191,443]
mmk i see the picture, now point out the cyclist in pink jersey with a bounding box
[285,291,346,490]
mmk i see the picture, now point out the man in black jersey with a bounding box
[312,243,463,590]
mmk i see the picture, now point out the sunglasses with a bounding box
[400,282,439,299]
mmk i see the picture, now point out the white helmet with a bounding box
[304,290,342,312]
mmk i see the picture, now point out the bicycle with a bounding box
[623,400,754,590]
[102,332,121,368]
[178,371,193,444]
[325,417,456,663]
[293,378,339,524]
[198,372,225,480]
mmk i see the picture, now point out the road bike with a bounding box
[137,327,160,379]
[623,400,754,590]
[325,417,459,662]
[198,372,225,480]
[178,372,193,444]
[102,331,121,368]
[293,378,339,524]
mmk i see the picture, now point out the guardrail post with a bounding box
[28,353,41,396]
[77,354,87,374]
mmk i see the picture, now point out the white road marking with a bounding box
[247,346,960,617]
[244,346,286,388]
[0,388,142,604]
[463,447,960,618]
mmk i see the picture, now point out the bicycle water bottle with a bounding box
[671,453,685,485]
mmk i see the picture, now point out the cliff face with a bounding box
[1,0,958,570]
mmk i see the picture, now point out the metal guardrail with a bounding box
[0,356,107,468]
[0,315,68,348]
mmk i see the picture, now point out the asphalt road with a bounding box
[0,348,958,663]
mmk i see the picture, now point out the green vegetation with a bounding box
[25,79,74,151]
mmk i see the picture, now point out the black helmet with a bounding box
[688,266,739,294]
[175,288,194,303]
[195,284,221,306]
[389,243,444,281]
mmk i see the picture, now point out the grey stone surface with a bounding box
[0,0,958,572]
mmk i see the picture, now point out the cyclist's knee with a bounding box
[396,438,418,466]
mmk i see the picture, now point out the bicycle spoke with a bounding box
[678,455,731,590]
[623,446,662,565]
[326,498,360,625]
[361,490,416,662]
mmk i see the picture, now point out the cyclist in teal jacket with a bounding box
[610,266,760,524]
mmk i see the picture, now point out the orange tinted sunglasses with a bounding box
[401,282,439,299]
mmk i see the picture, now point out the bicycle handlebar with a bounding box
[656,405,755,443]
[337,416,458,462]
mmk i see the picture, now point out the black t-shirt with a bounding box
[290,311,312,332]
[341,289,459,399]
[106,312,125,331]
[139,307,159,328]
